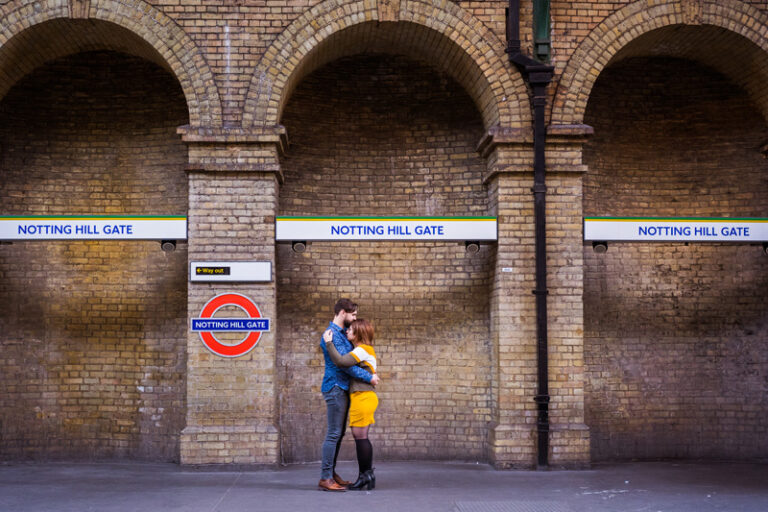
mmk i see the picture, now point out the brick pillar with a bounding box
[545,124,593,468]
[481,127,538,469]
[481,125,591,468]
[178,126,286,465]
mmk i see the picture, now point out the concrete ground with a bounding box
[1,460,767,512]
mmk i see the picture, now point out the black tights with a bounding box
[352,426,373,474]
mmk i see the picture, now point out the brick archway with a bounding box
[0,0,222,127]
[243,0,528,131]
[552,0,768,125]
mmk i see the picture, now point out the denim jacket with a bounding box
[320,322,372,393]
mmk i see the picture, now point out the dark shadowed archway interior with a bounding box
[276,54,494,463]
[583,55,768,461]
[0,51,189,461]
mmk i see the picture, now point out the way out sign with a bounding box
[191,293,271,358]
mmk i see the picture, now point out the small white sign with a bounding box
[275,217,497,241]
[190,261,272,282]
[584,217,768,242]
[0,216,187,240]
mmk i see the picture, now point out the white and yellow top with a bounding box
[325,341,378,393]
[348,345,377,375]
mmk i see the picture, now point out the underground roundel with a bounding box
[191,293,271,357]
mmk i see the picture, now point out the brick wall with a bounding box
[0,52,189,461]
[182,171,280,465]
[276,55,494,462]
[583,57,768,461]
[1,0,767,467]
[144,0,523,127]
[551,1,768,126]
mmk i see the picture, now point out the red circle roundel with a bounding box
[191,293,271,358]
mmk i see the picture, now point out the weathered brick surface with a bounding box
[488,172,539,469]
[0,52,188,461]
[551,0,768,124]
[583,57,768,460]
[277,55,493,462]
[0,0,223,127]
[243,0,529,130]
[1,0,766,466]
[181,172,279,465]
[547,172,590,467]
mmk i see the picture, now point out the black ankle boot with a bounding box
[365,468,375,489]
[348,471,373,491]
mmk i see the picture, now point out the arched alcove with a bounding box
[0,0,222,126]
[582,44,768,461]
[552,0,768,125]
[244,0,528,131]
[275,52,495,463]
[0,47,189,461]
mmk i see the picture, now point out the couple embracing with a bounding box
[317,298,380,492]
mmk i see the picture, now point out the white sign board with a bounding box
[190,261,272,282]
[584,217,768,242]
[275,217,497,241]
[0,216,187,240]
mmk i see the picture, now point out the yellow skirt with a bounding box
[349,391,378,427]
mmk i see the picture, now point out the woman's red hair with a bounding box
[349,318,374,345]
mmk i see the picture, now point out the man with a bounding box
[318,298,380,492]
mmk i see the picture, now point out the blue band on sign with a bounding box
[191,318,271,332]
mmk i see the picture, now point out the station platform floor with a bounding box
[1,459,766,511]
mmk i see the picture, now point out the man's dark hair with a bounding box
[334,298,358,315]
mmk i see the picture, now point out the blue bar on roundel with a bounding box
[191,318,271,332]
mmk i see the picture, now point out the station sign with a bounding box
[584,217,768,242]
[191,293,271,358]
[0,216,187,240]
[190,261,271,282]
[275,217,497,241]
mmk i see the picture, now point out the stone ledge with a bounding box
[476,126,534,159]
[545,164,589,174]
[547,124,594,137]
[178,124,289,155]
[547,124,594,147]
[185,163,283,173]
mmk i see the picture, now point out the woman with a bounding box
[323,318,379,491]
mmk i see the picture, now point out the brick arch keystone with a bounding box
[552,0,768,125]
[243,0,529,131]
[0,0,222,127]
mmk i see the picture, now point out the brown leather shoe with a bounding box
[318,478,346,492]
[333,473,351,486]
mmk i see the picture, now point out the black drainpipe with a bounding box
[506,0,554,469]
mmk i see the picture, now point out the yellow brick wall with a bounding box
[0,51,189,461]
[276,55,493,462]
[1,0,767,466]
[182,171,280,465]
[583,56,768,460]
